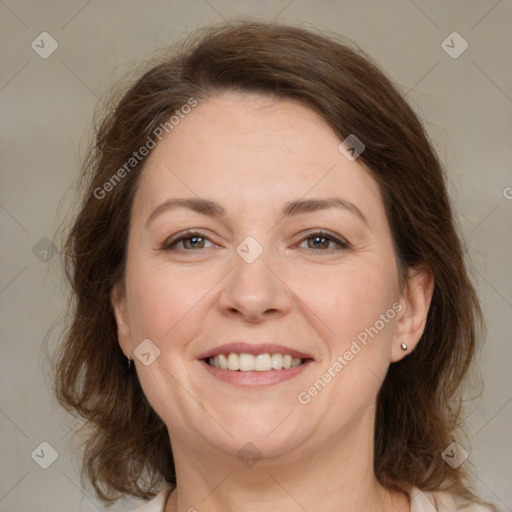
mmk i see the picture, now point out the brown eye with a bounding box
[298,231,349,251]
[182,235,206,249]
[307,235,331,249]
[162,231,214,251]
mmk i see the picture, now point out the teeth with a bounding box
[218,354,227,370]
[240,353,255,371]
[271,353,283,369]
[227,353,240,370]
[254,354,271,371]
[207,353,304,371]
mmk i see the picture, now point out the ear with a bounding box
[391,265,434,362]
[110,281,132,359]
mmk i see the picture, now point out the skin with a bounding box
[111,91,434,512]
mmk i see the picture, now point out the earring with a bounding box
[400,342,408,351]
[128,357,132,368]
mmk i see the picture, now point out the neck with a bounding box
[164,404,410,512]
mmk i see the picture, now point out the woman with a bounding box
[53,21,497,512]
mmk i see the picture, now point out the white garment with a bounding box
[131,485,494,512]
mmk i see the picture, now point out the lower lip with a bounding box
[200,359,314,387]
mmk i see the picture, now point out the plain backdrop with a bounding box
[0,1,511,511]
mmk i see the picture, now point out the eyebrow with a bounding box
[145,196,369,228]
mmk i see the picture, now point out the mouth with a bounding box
[203,352,313,371]
[197,343,315,387]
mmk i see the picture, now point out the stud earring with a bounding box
[400,342,408,351]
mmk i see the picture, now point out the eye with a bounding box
[297,231,349,251]
[161,229,349,253]
[161,230,215,251]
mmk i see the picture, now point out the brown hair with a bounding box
[52,20,496,509]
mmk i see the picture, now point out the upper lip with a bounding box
[197,342,315,360]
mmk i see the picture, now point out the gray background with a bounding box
[1,1,511,511]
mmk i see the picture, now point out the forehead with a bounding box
[154,92,340,164]
[133,92,382,219]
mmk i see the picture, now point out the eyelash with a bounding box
[161,229,350,253]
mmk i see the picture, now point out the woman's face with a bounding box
[112,91,419,462]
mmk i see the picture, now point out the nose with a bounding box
[216,241,292,323]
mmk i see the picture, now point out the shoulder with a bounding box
[130,486,174,512]
[409,486,495,512]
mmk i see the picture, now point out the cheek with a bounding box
[294,260,398,344]
[125,259,208,342]
[302,267,399,420]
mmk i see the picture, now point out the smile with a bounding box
[207,352,308,371]
[200,354,314,388]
